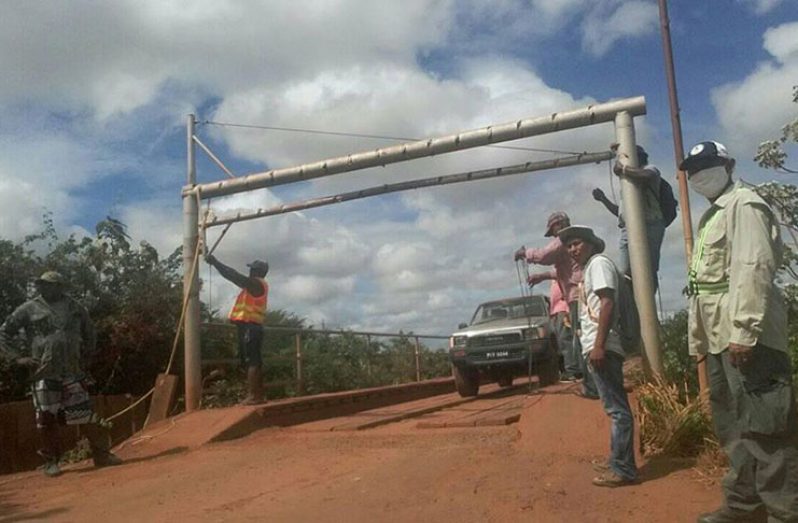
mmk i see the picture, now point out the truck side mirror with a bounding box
[458,322,468,330]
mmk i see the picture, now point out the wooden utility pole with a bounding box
[657,0,706,393]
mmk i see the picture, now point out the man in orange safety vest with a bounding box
[206,255,269,405]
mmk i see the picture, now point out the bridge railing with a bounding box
[200,323,451,399]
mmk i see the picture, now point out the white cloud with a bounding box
[710,21,798,165]
[0,0,667,337]
[0,178,67,239]
[0,0,453,120]
[737,0,785,14]
[282,274,356,303]
[581,1,659,57]
[763,21,798,61]
[118,199,183,257]
[0,124,116,239]
[447,0,656,58]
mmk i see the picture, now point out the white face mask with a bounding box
[689,166,730,199]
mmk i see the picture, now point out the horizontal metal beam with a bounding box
[204,151,614,227]
[203,322,451,340]
[192,96,645,199]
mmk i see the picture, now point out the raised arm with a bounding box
[206,255,265,296]
[592,188,619,217]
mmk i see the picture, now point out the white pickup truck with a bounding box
[448,295,560,397]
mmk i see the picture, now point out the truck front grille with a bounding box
[468,333,521,347]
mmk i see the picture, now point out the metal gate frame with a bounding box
[180,96,661,411]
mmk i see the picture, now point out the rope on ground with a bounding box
[114,418,178,451]
[105,191,207,423]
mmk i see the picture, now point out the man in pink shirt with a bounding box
[544,279,575,382]
[515,212,597,397]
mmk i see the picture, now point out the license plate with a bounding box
[485,351,509,358]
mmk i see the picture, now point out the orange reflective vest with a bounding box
[228,278,268,324]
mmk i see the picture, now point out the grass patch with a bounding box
[636,377,716,458]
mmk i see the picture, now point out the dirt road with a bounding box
[0,382,720,522]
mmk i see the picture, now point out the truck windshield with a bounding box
[470,298,547,325]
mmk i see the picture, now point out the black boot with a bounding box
[83,422,123,468]
[92,449,123,468]
[241,366,266,405]
[697,507,766,523]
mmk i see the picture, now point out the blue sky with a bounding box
[1,0,797,337]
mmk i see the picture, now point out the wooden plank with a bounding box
[327,393,474,431]
[322,383,525,431]
[144,373,179,428]
[474,412,521,426]
[416,397,524,429]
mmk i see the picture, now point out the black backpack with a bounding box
[614,271,641,354]
[655,178,678,227]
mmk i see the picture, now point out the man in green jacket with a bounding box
[683,141,797,523]
[0,271,122,477]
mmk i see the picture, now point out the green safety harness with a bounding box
[687,208,729,296]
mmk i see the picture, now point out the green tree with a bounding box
[659,310,698,394]
[744,86,798,381]
[755,85,798,174]
[0,216,184,401]
[751,182,798,382]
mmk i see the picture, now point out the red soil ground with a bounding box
[0,381,721,522]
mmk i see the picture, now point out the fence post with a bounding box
[365,334,372,381]
[295,332,304,396]
[414,336,421,382]
[128,394,136,435]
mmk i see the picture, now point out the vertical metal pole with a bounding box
[615,111,664,378]
[295,333,303,396]
[658,0,706,393]
[365,334,372,381]
[128,394,136,435]
[183,114,202,412]
[414,336,421,382]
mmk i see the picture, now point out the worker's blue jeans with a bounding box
[586,351,637,481]
[552,311,580,379]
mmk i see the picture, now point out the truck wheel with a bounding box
[453,364,479,397]
[497,373,513,388]
[538,339,561,387]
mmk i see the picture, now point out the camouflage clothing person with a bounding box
[683,142,798,523]
[0,271,122,477]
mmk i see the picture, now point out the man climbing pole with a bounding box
[0,271,122,477]
[206,255,269,405]
[591,144,670,290]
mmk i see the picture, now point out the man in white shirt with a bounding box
[559,225,638,488]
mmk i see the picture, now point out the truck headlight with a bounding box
[522,327,546,340]
[449,335,467,349]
